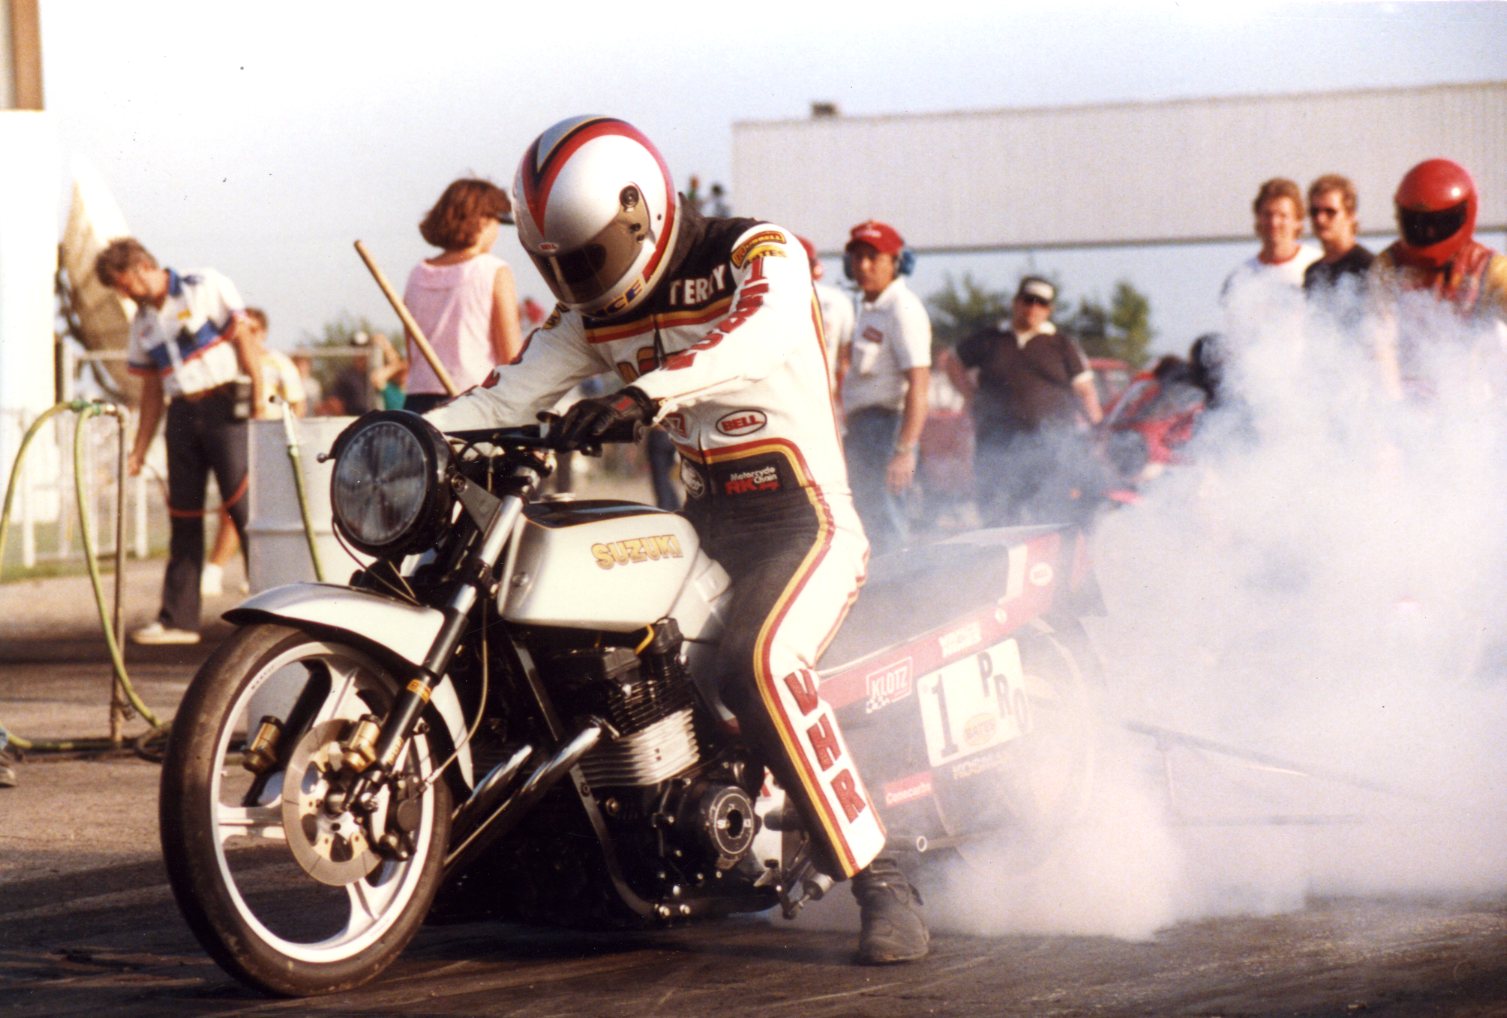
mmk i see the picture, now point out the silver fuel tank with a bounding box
[499,499,728,634]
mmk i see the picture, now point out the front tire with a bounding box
[160,624,452,996]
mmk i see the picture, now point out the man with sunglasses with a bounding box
[949,277,1102,526]
[1303,174,1374,294]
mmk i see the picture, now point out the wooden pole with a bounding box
[353,240,458,397]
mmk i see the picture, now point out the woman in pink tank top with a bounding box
[401,178,524,413]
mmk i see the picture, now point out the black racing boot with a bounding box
[851,857,928,964]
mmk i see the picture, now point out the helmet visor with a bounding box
[528,202,650,308]
[1400,201,1468,250]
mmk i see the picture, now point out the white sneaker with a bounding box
[131,621,201,646]
[200,563,224,596]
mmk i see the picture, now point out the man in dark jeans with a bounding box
[947,277,1103,525]
[96,238,257,645]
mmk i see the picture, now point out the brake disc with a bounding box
[281,719,383,886]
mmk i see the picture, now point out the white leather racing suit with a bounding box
[429,206,885,879]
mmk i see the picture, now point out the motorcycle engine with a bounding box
[545,621,701,788]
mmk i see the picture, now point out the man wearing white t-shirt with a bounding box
[838,220,931,555]
[1221,177,1322,324]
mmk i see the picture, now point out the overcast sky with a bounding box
[36,0,1507,354]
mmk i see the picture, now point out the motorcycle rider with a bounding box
[1370,158,1507,399]
[427,115,928,964]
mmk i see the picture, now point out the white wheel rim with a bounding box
[204,638,438,965]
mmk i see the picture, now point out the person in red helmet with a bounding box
[1371,158,1507,398]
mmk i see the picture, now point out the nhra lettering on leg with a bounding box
[723,465,781,495]
[864,658,914,713]
[591,534,684,570]
[782,669,869,825]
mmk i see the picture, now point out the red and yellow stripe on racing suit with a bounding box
[429,207,885,878]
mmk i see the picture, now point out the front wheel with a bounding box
[159,624,452,996]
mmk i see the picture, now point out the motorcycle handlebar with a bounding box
[446,416,644,456]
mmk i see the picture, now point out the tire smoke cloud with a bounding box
[931,279,1507,939]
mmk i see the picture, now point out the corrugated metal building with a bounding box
[733,81,1507,254]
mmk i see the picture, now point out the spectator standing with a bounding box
[1303,174,1375,293]
[292,352,323,412]
[838,220,931,555]
[370,331,410,410]
[1370,158,1507,398]
[947,277,1103,525]
[797,235,855,397]
[320,331,376,416]
[1221,177,1322,316]
[96,238,256,645]
[202,307,306,596]
[402,178,523,413]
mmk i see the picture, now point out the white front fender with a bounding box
[226,583,473,786]
[227,583,445,668]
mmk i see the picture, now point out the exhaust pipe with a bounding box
[443,721,605,874]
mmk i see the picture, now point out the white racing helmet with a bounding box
[513,115,681,318]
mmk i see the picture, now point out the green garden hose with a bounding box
[0,400,166,753]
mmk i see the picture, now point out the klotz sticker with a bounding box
[1029,562,1054,587]
[864,659,914,713]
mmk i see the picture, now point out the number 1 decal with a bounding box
[918,638,1028,767]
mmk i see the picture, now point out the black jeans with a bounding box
[161,387,248,630]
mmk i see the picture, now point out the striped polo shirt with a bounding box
[125,267,246,398]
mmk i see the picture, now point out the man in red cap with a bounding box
[1370,158,1507,398]
[838,220,931,555]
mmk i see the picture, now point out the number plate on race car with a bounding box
[917,638,1030,767]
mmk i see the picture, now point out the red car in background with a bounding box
[1096,357,1209,496]
[1090,357,1132,408]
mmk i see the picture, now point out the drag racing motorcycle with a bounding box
[158,410,1103,996]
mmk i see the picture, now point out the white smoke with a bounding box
[927,280,1507,940]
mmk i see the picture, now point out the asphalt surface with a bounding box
[3,517,1507,1015]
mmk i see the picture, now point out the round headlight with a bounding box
[330,411,453,557]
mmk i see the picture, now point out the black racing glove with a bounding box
[554,386,658,447]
